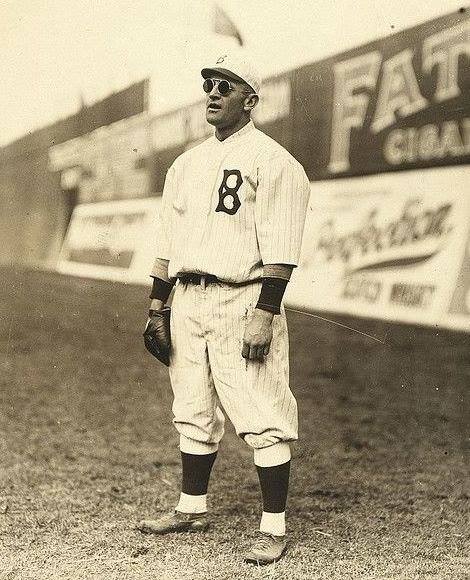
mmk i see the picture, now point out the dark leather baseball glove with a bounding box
[143,307,171,366]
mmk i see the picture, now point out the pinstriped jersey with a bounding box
[153,120,311,284]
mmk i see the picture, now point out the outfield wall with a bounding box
[58,168,470,333]
[0,81,148,268]
[287,167,470,333]
[57,198,160,285]
[2,9,466,271]
[3,8,468,332]
[146,11,469,188]
[55,8,470,333]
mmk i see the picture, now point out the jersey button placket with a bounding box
[192,158,222,247]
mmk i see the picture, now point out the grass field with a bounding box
[0,266,469,579]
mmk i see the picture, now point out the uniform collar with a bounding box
[213,120,255,144]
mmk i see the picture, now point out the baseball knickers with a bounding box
[168,279,298,454]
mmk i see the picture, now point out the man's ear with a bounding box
[244,93,259,112]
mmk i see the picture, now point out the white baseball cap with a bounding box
[201,53,261,94]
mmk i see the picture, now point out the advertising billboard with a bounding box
[58,198,160,284]
[286,166,470,331]
[291,10,470,180]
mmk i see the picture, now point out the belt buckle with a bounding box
[200,275,207,290]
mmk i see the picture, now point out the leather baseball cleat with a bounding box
[244,532,287,565]
[137,511,209,535]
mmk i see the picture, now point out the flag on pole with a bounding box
[214,4,243,46]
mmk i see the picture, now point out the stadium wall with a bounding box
[1,9,468,331]
[147,10,469,180]
[0,81,148,268]
[55,8,470,332]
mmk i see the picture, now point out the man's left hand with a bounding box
[242,308,274,361]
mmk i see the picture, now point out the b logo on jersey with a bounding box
[216,169,243,215]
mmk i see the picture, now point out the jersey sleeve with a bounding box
[255,154,311,267]
[153,163,176,262]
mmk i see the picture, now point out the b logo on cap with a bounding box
[216,55,227,64]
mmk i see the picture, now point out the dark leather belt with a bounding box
[178,273,261,287]
[178,273,219,285]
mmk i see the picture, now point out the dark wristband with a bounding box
[255,277,289,315]
[149,276,174,302]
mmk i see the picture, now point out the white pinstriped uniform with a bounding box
[153,120,311,453]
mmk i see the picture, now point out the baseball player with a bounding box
[138,53,311,565]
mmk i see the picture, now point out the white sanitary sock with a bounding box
[175,492,207,514]
[259,511,286,536]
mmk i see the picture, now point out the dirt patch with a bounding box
[0,267,469,579]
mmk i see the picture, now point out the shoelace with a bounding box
[253,533,278,551]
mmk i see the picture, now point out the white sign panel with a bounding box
[446,224,470,332]
[286,166,470,330]
[58,198,161,285]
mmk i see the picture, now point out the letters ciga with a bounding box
[328,20,470,173]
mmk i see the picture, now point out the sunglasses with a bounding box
[202,78,234,96]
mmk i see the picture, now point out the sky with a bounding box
[0,0,465,146]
